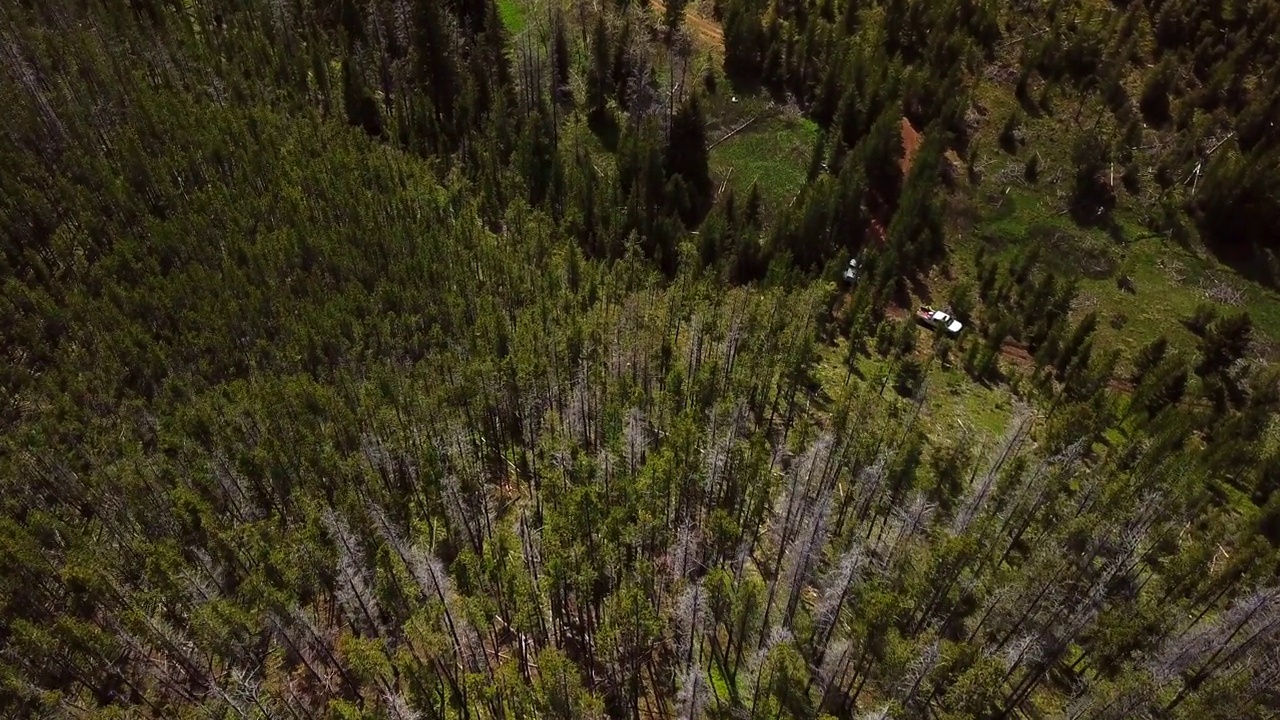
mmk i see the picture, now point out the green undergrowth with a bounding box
[960,69,1280,358]
[709,112,818,213]
[815,340,1017,447]
[950,187,1280,360]
[497,0,527,32]
[921,356,1018,440]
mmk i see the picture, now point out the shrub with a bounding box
[1185,303,1219,336]
[999,111,1023,153]
[896,357,926,397]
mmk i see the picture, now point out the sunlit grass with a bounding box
[497,0,526,33]
[709,112,819,214]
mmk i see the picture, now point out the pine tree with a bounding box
[1197,311,1254,376]
[342,57,383,138]
[1024,152,1040,182]
[1055,311,1098,378]
[861,105,905,208]
[611,20,635,109]
[1071,131,1115,218]
[666,94,713,225]
[1000,110,1023,153]
[553,13,572,99]
[412,0,463,144]
[664,0,689,34]
[1195,144,1280,266]
[1131,335,1170,382]
[587,12,613,122]
[1140,55,1176,126]
[723,0,764,80]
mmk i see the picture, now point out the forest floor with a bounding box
[815,338,1018,443]
[709,109,818,209]
[899,117,921,174]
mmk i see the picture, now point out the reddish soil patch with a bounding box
[999,341,1134,393]
[868,215,887,245]
[885,304,910,321]
[900,117,922,175]
[1109,378,1135,394]
[1000,341,1035,369]
[864,119,923,247]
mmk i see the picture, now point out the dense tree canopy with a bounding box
[2,0,1279,718]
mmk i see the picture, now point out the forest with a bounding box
[1,0,1279,718]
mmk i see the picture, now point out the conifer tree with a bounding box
[664,0,689,34]
[723,0,765,80]
[553,13,572,99]
[342,56,383,138]
[412,0,463,144]
[666,94,713,225]
[588,12,613,122]
[1140,55,1176,126]
[1197,311,1254,377]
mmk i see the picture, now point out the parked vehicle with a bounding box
[916,305,963,335]
[842,258,861,284]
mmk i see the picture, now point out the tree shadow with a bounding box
[1068,204,1130,245]
[1067,199,1113,229]
[848,362,867,381]
[1201,239,1275,288]
[1197,210,1279,287]
[588,111,620,152]
[887,273,935,309]
[910,275,934,305]
[1016,85,1042,118]
[890,278,915,309]
[1103,216,1130,245]
[725,71,764,98]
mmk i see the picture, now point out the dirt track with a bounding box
[650,0,725,52]
[900,117,921,174]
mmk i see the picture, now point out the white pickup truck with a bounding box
[915,306,964,335]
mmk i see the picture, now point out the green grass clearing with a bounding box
[941,186,1280,364]
[710,112,818,212]
[921,356,1018,441]
[957,64,1280,360]
[815,338,1017,446]
[497,0,526,33]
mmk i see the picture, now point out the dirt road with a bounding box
[900,117,921,174]
[650,0,725,52]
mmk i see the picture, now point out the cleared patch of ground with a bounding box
[900,117,921,174]
[709,111,818,210]
[650,0,725,52]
